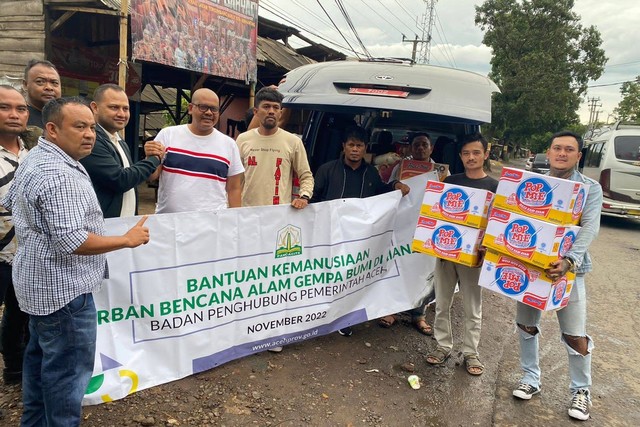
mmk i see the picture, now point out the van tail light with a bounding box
[599,168,611,199]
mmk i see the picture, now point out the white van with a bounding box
[277,59,499,175]
[581,122,640,219]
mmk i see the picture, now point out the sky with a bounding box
[259,0,640,124]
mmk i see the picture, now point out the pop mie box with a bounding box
[420,180,495,228]
[493,167,588,225]
[483,208,581,269]
[479,249,574,311]
[412,216,485,266]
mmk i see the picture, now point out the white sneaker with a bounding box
[568,389,591,421]
[512,383,540,400]
[268,346,283,353]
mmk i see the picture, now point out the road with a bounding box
[1,158,639,426]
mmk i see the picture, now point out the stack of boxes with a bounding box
[412,180,495,267]
[479,167,587,311]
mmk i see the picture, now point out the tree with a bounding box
[475,0,607,148]
[614,76,640,122]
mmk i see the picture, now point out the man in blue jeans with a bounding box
[511,131,602,421]
[2,97,151,426]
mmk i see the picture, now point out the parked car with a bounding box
[581,121,640,219]
[525,155,535,171]
[530,153,550,174]
[278,59,500,175]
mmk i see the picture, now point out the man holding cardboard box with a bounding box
[425,133,497,375]
[511,131,602,422]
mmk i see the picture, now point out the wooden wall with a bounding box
[0,0,45,77]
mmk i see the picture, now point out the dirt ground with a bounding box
[2,158,639,426]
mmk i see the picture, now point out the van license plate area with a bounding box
[349,88,409,98]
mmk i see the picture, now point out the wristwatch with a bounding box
[300,194,310,201]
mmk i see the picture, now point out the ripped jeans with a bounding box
[516,274,593,394]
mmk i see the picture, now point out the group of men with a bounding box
[0,58,601,425]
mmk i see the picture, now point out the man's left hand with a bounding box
[291,197,309,210]
[545,258,570,281]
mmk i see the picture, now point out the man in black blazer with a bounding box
[81,84,164,218]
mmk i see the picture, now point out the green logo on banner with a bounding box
[275,225,302,258]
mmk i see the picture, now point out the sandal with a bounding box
[426,347,451,365]
[464,355,485,376]
[413,319,433,336]
[378,315,397,328]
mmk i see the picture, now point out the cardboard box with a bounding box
[483,208,581,269]
[479,249,574,311]
[493,167,588,225]
[420,181,495,228]
[412,216,485,266]
[399,161,449,182]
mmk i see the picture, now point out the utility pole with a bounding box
[586,97,601,129]
[402,34,426,62]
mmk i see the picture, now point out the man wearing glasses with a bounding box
[152,88,244,214]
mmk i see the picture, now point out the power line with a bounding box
[335,0,372,58]
[374,0,419,36]
[289,0,363,48]
[315,0,362,59]
[588,79,638,88]
[603,60,640,69]
[260,1,367,57]
[393,0,428,34]
[355,0,406,37]
[434,11,456,68]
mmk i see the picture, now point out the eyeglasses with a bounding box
[192,104,219,113]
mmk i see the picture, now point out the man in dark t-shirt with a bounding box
[426,133,498,376]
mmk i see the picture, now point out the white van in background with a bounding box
[581,122,640,219]
[277,59,499,175]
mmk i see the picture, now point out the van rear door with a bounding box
[279,60,498,124]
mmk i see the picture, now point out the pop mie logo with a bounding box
[275,225,302,258]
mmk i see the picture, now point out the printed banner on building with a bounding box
[130,0,258,83]
[83,174,435,405]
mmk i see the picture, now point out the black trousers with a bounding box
[0,261,29,373]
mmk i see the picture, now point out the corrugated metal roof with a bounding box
[98,0,126,11]
[257,36,315,71]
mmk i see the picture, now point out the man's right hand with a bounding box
[144,140,165,160]
[124,216,150,248]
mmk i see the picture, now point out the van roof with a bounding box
[278,60,500,125]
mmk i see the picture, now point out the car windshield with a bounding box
[534,154,548,163]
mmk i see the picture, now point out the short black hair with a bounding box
[93,83,125,103]
[460,132,488,152]
[42,96,90,127]
[342,126,367,144]
[255,87,283,107]
[24,59,58,80]
[409,132,431,145]
[550,130,583,151]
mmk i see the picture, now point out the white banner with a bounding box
[83,173,436,404]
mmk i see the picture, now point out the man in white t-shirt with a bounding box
[152,88,244,214]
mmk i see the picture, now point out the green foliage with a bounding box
[163,93,191,127]
[475,0,607,148]
[614,76,640,122]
